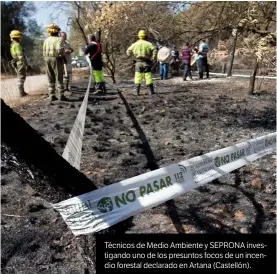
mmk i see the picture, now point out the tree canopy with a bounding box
[1,1,43,73]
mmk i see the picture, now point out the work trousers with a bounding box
[92,69,106,92]
[198,56,209,79]
[45,57,64,96]
[183,62,192,80]
[64,63,72,90]
[13,60,26,95]
[134,61,153,85]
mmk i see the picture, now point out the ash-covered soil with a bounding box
[1,74,276,273]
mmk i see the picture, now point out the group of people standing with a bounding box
[157,39,210,81]
[9,25,75,101]
[9,26,210,100]
[9,24,107,101]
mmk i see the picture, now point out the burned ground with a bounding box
[1,75,276,273]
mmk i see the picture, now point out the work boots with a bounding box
[48,95,58,102]
[94,83,102,94]
[133,84,141,96]
[20,91,28,97]
[147,83,155,95]
[98,82,107,94]
[19,87,28,97]
[64,77,69,92]
[59,94,68,101]
[102,83,107,94]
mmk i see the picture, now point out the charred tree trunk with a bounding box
[227,30,238,77]
[74,1,88,45]
[104,43,116,83]
[76,19,87,45]
[96,29,101,43]
[248,58,259,95]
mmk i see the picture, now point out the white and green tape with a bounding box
[54,132,276,235]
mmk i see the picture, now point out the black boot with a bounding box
[147,83,155,95]
[94,83,101,94]
[133,84,140,96]
[48,94,58,101]
[19,86,28,97]
[101,82,107,94]
[59,94,68,101]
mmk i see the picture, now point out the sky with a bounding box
[33,1,70,35]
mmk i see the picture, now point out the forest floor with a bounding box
[1,72,276,273]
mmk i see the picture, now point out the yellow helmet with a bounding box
[47,23,61,34]
[138,30,147,39]
[10,30,22,40]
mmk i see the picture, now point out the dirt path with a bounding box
[0,69,88,106]
[1,75,276,273]
[1,74,49,104]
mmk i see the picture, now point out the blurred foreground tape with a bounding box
[53,132,276,235]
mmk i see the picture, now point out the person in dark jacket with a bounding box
[84,34,106,94]
[181,42,193,81]
[170,45,180,76]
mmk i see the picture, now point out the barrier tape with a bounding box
[53,132,276,235]
[62,56,93,170]
[209,72,277,80]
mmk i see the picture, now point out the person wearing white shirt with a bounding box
[157,45,171,80]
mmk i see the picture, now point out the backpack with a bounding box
[157,47,171,62]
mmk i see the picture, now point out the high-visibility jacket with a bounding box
[10,41,24,60]
[127,39,157,62]
[43,36,64,57]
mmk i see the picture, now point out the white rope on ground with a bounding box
[53,132,276,235]
[62,58,93,170]
[209,72,277,80]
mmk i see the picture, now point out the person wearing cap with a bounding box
[84,34,107,94]
[126,30,157,96]
[9,30,28,97]
[43,23,66,101]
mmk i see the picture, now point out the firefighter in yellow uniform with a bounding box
[127,30,157,95]
[43,24,66,101]
[10,30,28,97]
